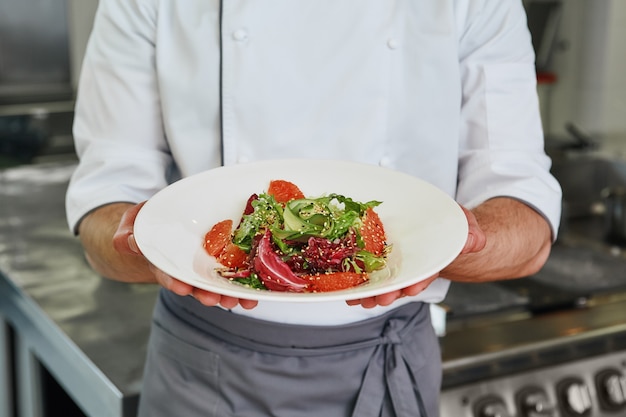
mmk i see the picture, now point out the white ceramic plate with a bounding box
[134,159,468,302]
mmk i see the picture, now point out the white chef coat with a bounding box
[66,0,562,325]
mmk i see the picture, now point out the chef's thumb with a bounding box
[112,201,147,255]
[459,205,487,255]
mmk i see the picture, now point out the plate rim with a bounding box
[134,159,468,302]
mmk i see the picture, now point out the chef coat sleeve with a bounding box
[455,0,562,239]
[65,0,171,233]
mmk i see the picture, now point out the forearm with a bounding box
[78,203,156,283]
[442,197,552,282]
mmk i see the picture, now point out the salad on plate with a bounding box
[203,180,391,293]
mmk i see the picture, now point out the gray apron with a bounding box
[138,290,441,417]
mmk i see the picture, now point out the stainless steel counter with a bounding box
[0,162,159,417]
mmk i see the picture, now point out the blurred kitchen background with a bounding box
[0,0,96,167]
[2,0,626,167]
[2,1,626,417]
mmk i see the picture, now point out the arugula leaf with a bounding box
[233,194,283,251]
[233,273,267,290]
[278,195,380,242]
[355,250,387,272]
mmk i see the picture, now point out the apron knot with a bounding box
[381,318,404,345]
[351,309,430,417]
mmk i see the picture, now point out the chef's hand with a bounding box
[346,204,486,308]
[113,202,259,310]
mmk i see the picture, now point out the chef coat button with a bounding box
[237,155,250,164]
[379,157,392,167]
[232,29,248,41]
[387,38,399,50]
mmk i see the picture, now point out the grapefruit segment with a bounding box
[360,208,386,256]
[267,180,305,204]
[305,271,368,292]
[217,242,248,268]
[204,219,234,256]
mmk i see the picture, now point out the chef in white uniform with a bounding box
[66,1,562,416]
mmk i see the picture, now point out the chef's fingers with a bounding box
[113,201,147,255]
[345,274,438,308]
[190,288,222,306]
[346,296,381,309]
[149,263,258,309]
[401,274,438,297]
[238,298,260,310]
[192,288,259,310]
[346,291,401,309]
[150,264,194,296]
